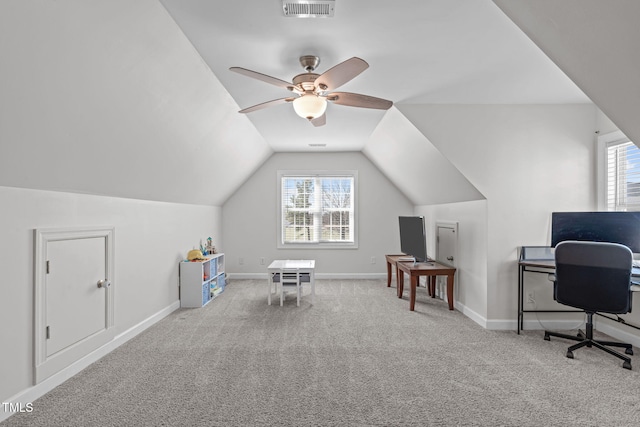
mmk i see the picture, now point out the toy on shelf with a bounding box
[205,237,216,254]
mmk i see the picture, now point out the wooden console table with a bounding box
[396,260,456,311]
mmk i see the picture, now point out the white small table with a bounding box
[267,260,316,305]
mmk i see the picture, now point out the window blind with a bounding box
[607,140,640,211]
[280,174,355,244]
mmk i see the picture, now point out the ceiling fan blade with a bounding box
[310,113,326,127]
[229,67,294,90]
[314,57,369,92]
[238,97,295,114]
[327,92,393,110]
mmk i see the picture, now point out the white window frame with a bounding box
[277,170,358,249]
[597,130,640,211]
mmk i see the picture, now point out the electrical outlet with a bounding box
[527,291,535,304]
[371,256,376,264]
[239,257,244,265]
[260,257,265,265]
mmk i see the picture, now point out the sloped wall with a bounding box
[493,0,640,146]
[0,0,238,410]
[0,0,270,206]
[363,107,485,206]
[398,104,597,324]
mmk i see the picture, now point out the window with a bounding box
[604,134,640,211]
[278,171,357,248]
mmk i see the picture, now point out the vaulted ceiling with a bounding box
[159,0,588,152]
[1,1,638,207]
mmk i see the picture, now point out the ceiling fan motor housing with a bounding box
[299,55,320,72]
[293,73,320,92]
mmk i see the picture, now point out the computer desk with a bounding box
[517,248,640,334]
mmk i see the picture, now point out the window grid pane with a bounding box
[283,178,314,242]
[281,174,355,244]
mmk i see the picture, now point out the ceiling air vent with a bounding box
[283,0,335,18]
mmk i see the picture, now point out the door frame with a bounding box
[435,221,459,301]
[34,226,115,384]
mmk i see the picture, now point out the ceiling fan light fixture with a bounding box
[230,55,392,127]
[293,95,327,120]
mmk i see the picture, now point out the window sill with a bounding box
[278,242,358,249]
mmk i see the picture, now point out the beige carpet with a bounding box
[3,279,640,426]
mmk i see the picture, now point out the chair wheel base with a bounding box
[566,351,574,359]
[625,348,634,355]
[544,334,550,341]
[623,361,632,370]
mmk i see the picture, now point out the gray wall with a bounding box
[222,152,413,277]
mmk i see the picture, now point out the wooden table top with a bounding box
[396,260,455,274]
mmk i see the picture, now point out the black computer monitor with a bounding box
[398,216,428,262]
[551,212,640,253]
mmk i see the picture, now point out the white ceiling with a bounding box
[159,0,589,152]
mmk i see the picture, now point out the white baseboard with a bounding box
[484,318,587,331]
[450,303,590,333]
[0,300,180,423]
[594,318,640,349]
[453,300,487,328]
[484,317,640,348]
[228,272,386,280]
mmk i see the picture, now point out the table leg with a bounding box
[518,264,523,334]
[410,275,418,311]
[395,264,400,289]
[446,274,454,310]
[386,260,392,287]
[397,270,404,298]
[268,275,272,305]
[429,276,436,298]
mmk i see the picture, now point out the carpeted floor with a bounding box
[3,279,640,426]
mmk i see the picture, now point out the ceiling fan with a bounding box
[229,55,393,127]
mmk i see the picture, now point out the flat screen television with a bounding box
[398,216,428,262]
[551,212,640,253]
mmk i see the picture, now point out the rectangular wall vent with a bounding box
[283,1,335,18]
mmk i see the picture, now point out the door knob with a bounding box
[97,279,111,289]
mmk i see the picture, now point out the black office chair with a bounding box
[544,240,634,370]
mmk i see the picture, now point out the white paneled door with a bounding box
[35,227,115,384]
[46,237,107,357]
[436,222,457,267]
